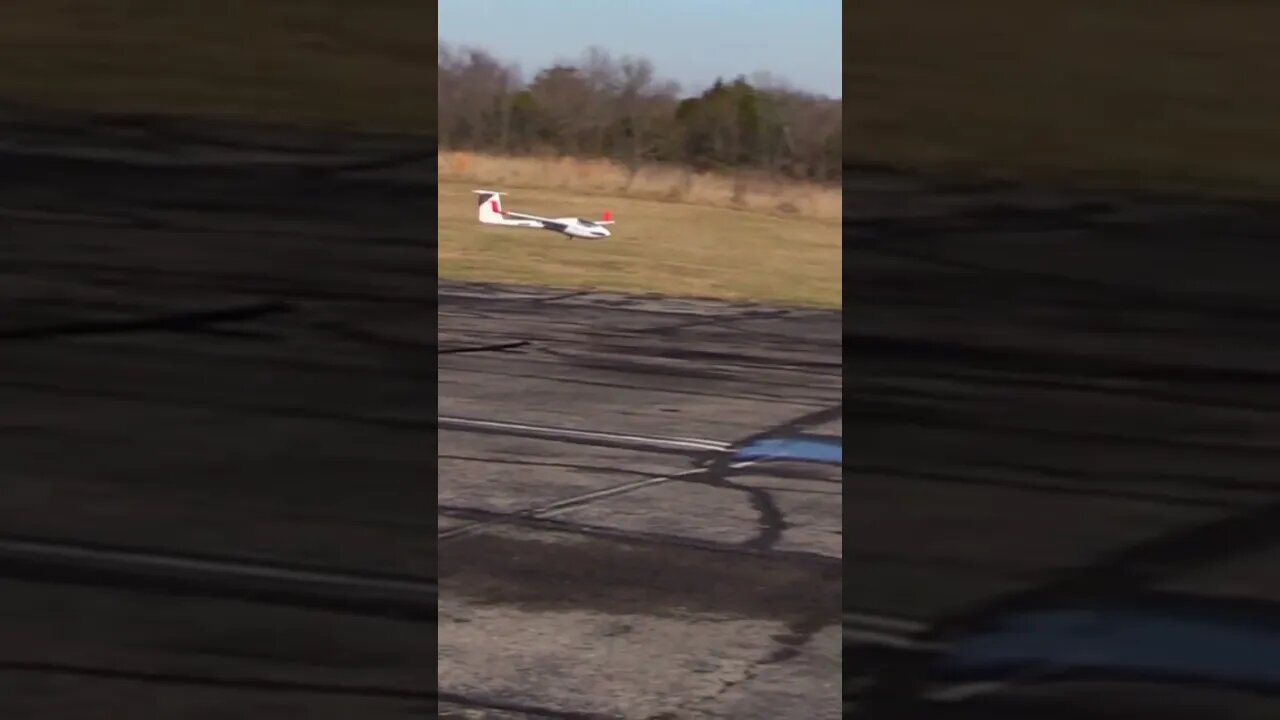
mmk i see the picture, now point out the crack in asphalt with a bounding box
[1,301,295,340]
[0,662,428,700]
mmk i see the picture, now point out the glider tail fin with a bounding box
[472,189,506,224]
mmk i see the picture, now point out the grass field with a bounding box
[0,3,839,306]
[439,152,843,222]
[26,2,1275,300]
[0,0,432,134]
[4,2,1276,201]
[849,0,1280,198]
[437,182,842,308]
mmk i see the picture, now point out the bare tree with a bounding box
[436,41,839,182]
[528,64,594,155]
[437,45,518,151]
[576,47,621,156]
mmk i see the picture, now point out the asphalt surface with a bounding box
[846,170,1280,717]
[12,107,1280,718]
[438,283,843,719]
[0,118,432,718]
[1,113,844,719]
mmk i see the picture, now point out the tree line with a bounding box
[438,44,841,184]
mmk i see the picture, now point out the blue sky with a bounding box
[438,0,842,98]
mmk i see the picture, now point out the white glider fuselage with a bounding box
[473,189,613,239]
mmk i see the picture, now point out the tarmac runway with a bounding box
[437,282,843,719]
[12,109,1280,718]
[846,171,1280,717]
[0,119,433,718]
[1,114,844,719]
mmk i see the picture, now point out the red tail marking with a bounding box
[491,200,501,214]
[603,210,613,222]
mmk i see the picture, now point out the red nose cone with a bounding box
[603,210,613,222]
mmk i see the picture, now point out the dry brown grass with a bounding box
[437,181,841,308]
[0,0,432,134]
[848,0,1280,198]
[438,151,843,222]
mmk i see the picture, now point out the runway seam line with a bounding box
[0,661,428,700]
[438,503,841,565]
[437,415,731,453]
[0,535,434,620]
[438,466,723,542]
